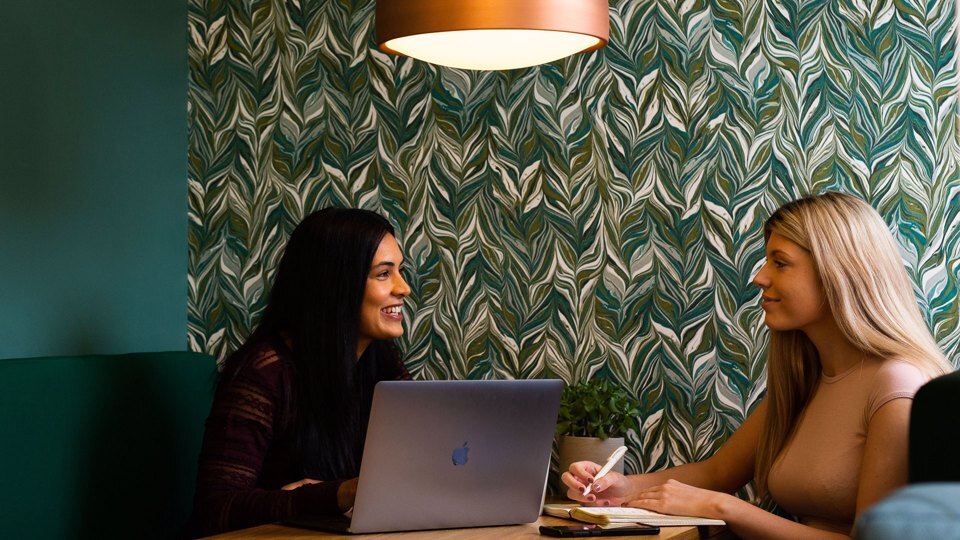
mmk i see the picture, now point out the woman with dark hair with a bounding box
[188,208,411,537]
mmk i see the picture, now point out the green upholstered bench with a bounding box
[0,351,216,539]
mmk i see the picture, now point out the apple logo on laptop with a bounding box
[452,442,469,466]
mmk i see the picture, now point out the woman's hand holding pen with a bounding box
[563,464,737,522]
[561,461,635,507]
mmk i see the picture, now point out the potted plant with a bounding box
[556,378,639,482]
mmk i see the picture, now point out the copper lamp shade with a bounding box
[376,0,609,70]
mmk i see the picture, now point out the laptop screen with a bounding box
[349,379,563,533]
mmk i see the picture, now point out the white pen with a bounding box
[582,445,628,496]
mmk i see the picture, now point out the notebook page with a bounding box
[571,506,726,526]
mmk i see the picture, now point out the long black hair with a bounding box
[222,207,405,479]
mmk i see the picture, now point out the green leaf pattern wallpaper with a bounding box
[188,0,960,475]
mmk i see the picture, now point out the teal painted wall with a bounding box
[0,0,187,359]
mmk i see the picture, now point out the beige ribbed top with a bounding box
[767,359,928,534]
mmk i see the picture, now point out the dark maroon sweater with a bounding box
[188,342,407,537]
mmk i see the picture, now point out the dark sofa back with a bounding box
[909,369,960,483]
[0,352,216,539]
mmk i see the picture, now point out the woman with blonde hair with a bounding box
[562,192,952,538]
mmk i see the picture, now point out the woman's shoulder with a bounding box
[245,340,287,369]
[874,358,932,388]
[864,358,932,409]
[208,339,295,425]
[222,339,294,388]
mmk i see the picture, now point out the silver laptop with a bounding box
[286,379,563,534]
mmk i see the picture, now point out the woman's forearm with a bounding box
[717,495,850,540]
[625,460,726,497]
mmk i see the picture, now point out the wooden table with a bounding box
[206,515,732,539]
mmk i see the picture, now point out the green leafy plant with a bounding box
[556,378,640,440]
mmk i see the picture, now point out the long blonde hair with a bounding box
[754,192,952,493]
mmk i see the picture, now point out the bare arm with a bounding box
[564,398,847,538]
[652,489,851,540]
[629,400,767,494]
[624,398,914,539]
[854,398,911,513]
[562,400,766,505]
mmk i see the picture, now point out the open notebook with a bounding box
[543,503,726,527]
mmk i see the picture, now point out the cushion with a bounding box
[855,484,960,540]
[0,352,216,539]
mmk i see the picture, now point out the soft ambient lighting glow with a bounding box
[376,0,609,71]
[384,30,602,71]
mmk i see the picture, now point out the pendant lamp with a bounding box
[376,0,609,71]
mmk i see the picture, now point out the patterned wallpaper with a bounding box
[187,0,960,475]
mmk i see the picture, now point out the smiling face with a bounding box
[357,234,410,357]
[752,232,832,333]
